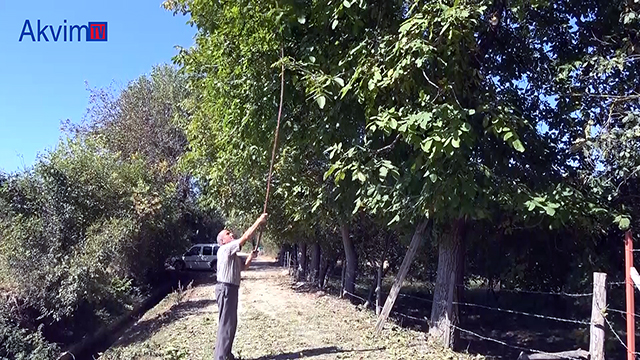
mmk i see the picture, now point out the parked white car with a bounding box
[171,243,220,271]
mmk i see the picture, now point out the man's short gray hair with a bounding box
[216,229,226,244]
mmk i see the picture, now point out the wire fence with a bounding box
[487,288,593,297]
[397,293,591,325]
[284,262,635,359]
[342,289,591,359]
[451,325,587,360]
[321,268,595,298]
[607,307,640,319]
[453,301,591,325]
[595,302,640,357]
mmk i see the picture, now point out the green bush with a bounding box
[0,316,58,360]
[0,65,218,358]
[0,138,194,353]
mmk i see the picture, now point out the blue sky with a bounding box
[0,0,195,172]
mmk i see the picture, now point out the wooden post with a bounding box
[375,219,430,334]
[625,230,635,360]
[589,272,606,360]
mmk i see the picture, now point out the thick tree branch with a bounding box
[374,134,401,155]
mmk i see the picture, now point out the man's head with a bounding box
[217,229,235,245]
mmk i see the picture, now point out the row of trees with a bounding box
[0,65,223,359]
[2,0,638,356]
[163,0,640,349]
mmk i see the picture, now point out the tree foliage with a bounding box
[0,65,211,357]
[163,0,640,349]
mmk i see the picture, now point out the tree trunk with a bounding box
[429,218,466,349]
[291,244,299,276]
[454,224,467,346]
[319,256,329,288]
[278,246,287,266]
[365,276,376,308]
[340,222,357,296]
[377,234,391,316]
[309,243,321,283]
[340,257,346,298]
[298,243,308,281]
[319,255,336,288]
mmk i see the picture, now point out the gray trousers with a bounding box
[214,282,239,360]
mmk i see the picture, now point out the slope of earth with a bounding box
[99,258,482,360]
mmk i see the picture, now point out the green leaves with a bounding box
[421,139,434,153]
[614,215,632,230]
[316,95,327,109]
[379,166,388,179]
[503,131,514,141]
[168,0,628,284]
[352,170,366,183]
[622,11,638,25]
[512,139,525,153]
[620,217,631,229]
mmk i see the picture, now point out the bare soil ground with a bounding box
[99,258,482,360]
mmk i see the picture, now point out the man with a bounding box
[214,213,268,360]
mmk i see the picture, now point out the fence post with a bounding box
[625,230,635,360]
[590,272,606,360]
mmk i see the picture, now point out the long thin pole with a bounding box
[254,44,285,252]
[625,230,635,360]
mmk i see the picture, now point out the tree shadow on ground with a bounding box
[109,298,217,349]
[245,346,385,360]
[288,278,360,307]
[249,259,280,271]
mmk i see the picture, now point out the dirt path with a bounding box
[100,259,479,360]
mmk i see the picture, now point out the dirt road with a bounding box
[99,259,478,360]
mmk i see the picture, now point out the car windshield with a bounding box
[185,246,201,256]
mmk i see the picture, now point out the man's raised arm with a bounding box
[238,213,268,247]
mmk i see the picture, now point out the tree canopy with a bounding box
[164,0,639,348]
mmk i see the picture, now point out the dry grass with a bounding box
[99,259,483,360]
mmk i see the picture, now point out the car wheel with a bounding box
[173,260,185,271]
[209,260,217,271]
